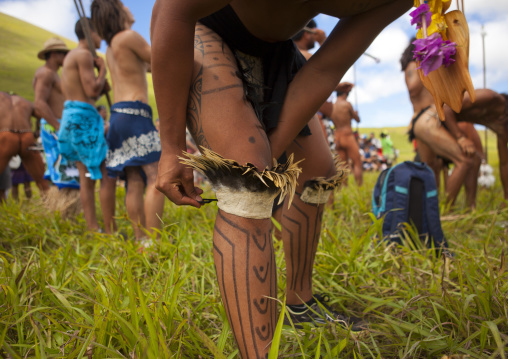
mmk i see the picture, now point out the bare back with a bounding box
[456,89,507,136]
[61,47,97,105]
[10,95,35,131]
[107,30,150,104]
[33,65,65,119]
[330,98,356,133]
[0,92,14,130]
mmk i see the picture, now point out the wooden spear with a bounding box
[72,0,112,107]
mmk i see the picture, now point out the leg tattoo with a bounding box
[213,210,276,359]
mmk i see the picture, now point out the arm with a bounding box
[443,104,475,156]
[126,30,152,66]
[78,52,107,99]
[349,103,360,123]
[33,71,60,130]
[269,0,412,158]
[151,0,230,206]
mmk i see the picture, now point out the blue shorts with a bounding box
[58,101,107,180]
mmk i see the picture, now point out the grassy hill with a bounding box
[0,12,159,118]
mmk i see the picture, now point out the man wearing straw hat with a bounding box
[59,18,116,234]
[33,38,80,191]
[91,0,164,241]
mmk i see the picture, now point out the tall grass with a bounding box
[2,162,507,358]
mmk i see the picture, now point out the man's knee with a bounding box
[299,157,347,205]
[181,148,300,218]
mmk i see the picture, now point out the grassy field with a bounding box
[1,132,507,358]
[0,12,159,119]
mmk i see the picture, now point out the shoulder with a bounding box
[113,29,144,46]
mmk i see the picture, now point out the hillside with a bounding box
[0,12,158,118]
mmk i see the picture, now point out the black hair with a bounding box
[75,18,95,40]
[400,37,416,71]
[91,0,126,45]
[292,19,317,42]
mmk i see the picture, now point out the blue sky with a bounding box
[1,0,507,128]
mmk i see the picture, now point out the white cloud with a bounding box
[0,0,91,39]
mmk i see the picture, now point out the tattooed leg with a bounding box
[214,211,276,359]
[280,116,337,305]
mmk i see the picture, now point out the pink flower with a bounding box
[412,33,457,75]
[410,3,432,30]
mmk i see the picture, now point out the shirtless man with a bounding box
[151,0,411,356]
[400,40,474,207]
[0,92,49,195]
[444,89,508,201]
[33,37,81,191]
[330,86,363,185]
[91,0,164,240]
[59,18,116,234]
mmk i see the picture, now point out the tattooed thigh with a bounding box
[187,24,246,149]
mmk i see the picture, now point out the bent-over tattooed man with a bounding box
[151,0,412,357]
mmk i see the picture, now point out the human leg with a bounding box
[11,184,19,201]
[125,166,146,239]
[414,108,473,205]
[23,182,32,199]
[186,23,277,358]
[19,133,49,193]
[99,163,117,234]
[459,123,482,208]
[279,116,337,305]
[343,134,363,186]
[76,161,100,231]
[141,162,165,235]
[498,134,508,201]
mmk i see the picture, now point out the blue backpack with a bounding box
[372,161,448,250]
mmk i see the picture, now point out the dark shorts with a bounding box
[11,163,33,185]
[199,5,311,136]
[105,101,161,178]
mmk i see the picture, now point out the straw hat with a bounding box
[37,37,70,60]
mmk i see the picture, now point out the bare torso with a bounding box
[61,47,96,106]
[107,30,150,104]
[0,94,34,131]
[330,98,356,134]
[33,66,65,119]
[456,89,507,136]
[0,92,13,130]
[405,61,435,117]
[230,0,395,42]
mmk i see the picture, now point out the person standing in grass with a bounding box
[401,39,476,208]
[59,18,117,234]
[329,85,363,185]
[0,92,49,196]
[151,0,411,357]
[91,0,164,241]
[33,37,81,191]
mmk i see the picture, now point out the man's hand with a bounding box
[156,151,203,208]
[457,136,476,157]
[336,82,354,94]
[94,56,106,71]
[313,29,326,45]
[101,80,111,95]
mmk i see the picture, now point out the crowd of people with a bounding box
[1,0,508,357]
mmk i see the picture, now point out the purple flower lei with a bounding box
[410,2,457,75]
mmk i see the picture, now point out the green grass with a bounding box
[1,153,507,358]
[0,12,159,119]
